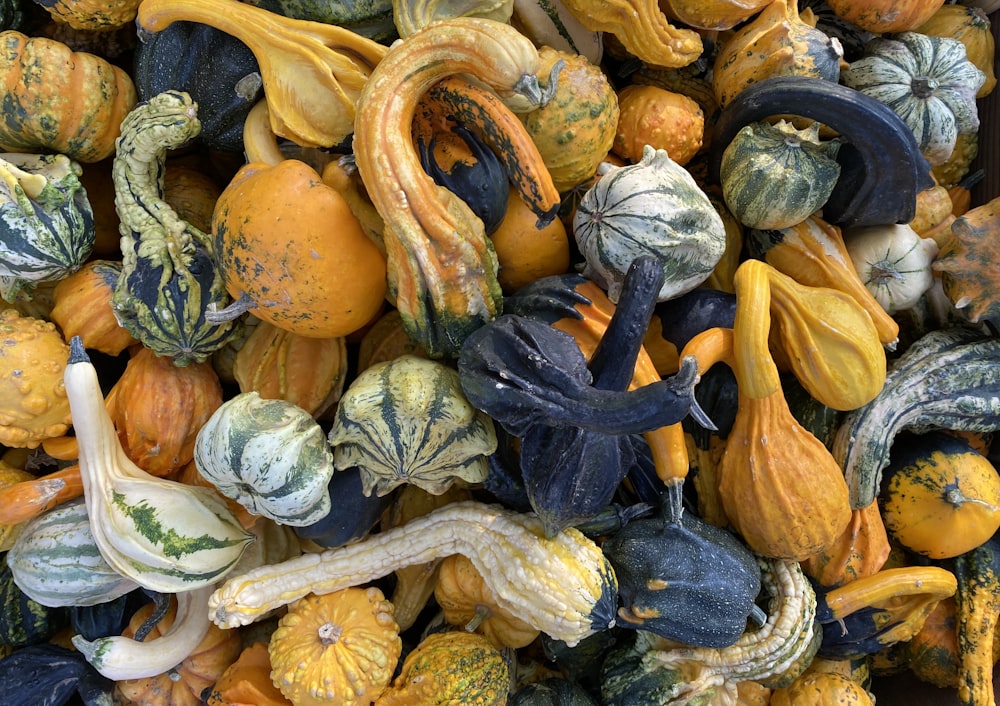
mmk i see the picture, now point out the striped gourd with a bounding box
[194,391,335,526]
[833,327,1000,509]
[0,153,94,299]
[572,145,727,303]
[7,498,138,608]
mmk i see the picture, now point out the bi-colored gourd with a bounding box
[209,500,618,647]
[933,195,1000,323]
[826,0,946,33]
[954,532,1000,706]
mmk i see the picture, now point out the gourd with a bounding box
[556,0,702,68]
[953,532,1000,706]
[709,76,935,229]
[111,90,239,366]
[7,497,138,608]
[49,260,136,356]
[0,463,83,526]
[826,0,946,33]
[106,346,224,477]
[800,499,891,588]
[210,158,388,339]
[0,30,137,162]
[841,32,986,167]
[268,587,401,706]
[329,355,496,497]
[879,431,1000,560]
[0,643,112,706]
[232,319,348,418]
[194,391,336,526]
[0,553,68,647]
[613,84,704,166]
[573,145,727,303]
[844,223,940,314]
[601,484,762,648]
[373,630,508,706]
[933,195,1000,324]
[434,553,541,648]
[209,500,619,648]
[510,0,603,65]
[133,20,261,153]
[0,153,94,300]
[292,465,395,549]
[33,0,142,29]
[521,46,619,192]
[657,0,770,30]
[64,336,254,593]
[137,0,388,149]
[711,0,843,109]
[916,4,996,98]
[720,119,841,230]
[352,17,558,357]
[904,596,960,688]
[509,677,599,705]
[490,185,571,294]
[0,309,72,448]
[392,0,513,37]
[207,642,293,706]
[832,326,1000,509]
[769,670,874,706]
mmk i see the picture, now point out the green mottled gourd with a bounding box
[111,90,240,366]
[209,500,618,647]
[195,391,335,526]
[572,145,727,303]
[64,336,254,594]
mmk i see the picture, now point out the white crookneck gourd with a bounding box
[209,500,618,646]
[72,585,213,680]
[63,336,253,593]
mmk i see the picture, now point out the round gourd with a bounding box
[269,587,402,706]
[903,596,960,688]
[49,260,137,357]
[826,0,946,33]
[879,431,1000,559]
[490,186,571,294]
[194,391,335,526]
[572,145,727,303]
[720,119,841,230]
[915,4,997,98]
[613,84,704,166]
[769,670,874,706]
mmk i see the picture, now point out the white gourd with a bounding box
[845,224,940,313]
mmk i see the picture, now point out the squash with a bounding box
[521,46,619,192]
[916,4,996,98]
[844,223,940,314]
[113,595,242,705]
[352,18,557,358]
[826,0,946,33]
[291,465,396,549]
[194,391,336,526]
[711,0,843,109]
[112,90,240,365]
[329,355,496,497]
[613,84,703,167]
[510,0,603,65]
[0,464,83,526]
[65,336,254,592]
[601,483,762,648]
[7,497,138,608]
[904,596,960,688]
[0,643,111,705]
[208,642,293,706]
[720,119,841,230]
[269,587,401,706]
[708,76,936,229]
[933,195,1000,324]
[490,185,571,294]
[210,158,388,339]
[841,32,986,167]
[879,431,1000,560]
[392,0,514,38]
[509,677,598,705]
[954,532,1000,706]
[209,500,618,648]
[658,0,769,30]
[106,345,223,477]
[241,0,395,40]
[768,670,874,706]
[833,326,1000,509]
[573,145,727,303]
[556,0,702,68]
[137,0,388,149]
[134,19,260,153]
[0,308,72,449]
[434,552,541,648]
[49,260,135,356]
[0,30,137,162]
[800,500,890,588]
[0,152,95,300]
[34,0,141,30]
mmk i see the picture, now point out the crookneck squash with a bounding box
[954,531,1000,706]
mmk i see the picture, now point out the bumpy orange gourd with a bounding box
[212,159,388,338]
[613,84,704,166]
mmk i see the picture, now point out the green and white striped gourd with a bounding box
[329,355,497,497]
[0,153,94,301]
[7,497,138,608]
[572,145,726,303]
[841,32,986,166]
[64,336,254,594]
[194,391,335,526]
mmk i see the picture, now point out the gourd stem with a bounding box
[464,605,491,632]
[945,487,1000,511]
[206,291,257,324]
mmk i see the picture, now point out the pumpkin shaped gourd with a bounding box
[490,185,571,294]
[211,159,387,339]
[915,4,996,98]
[49,260,136,356]
[826,0,946,33]
[268,587,402,706]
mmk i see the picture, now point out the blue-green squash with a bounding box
[509,677,599,705]
[0,642,114,706]
[292,465,396,548]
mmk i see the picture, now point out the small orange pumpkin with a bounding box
[613,84,705,166]
[490,186,571,295]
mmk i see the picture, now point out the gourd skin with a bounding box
[49,260,136,356]
[933,195,1000,323]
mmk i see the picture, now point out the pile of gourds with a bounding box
[0,0,998,703]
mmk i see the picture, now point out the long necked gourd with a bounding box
[209,500,618,646]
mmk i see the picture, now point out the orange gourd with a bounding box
[207,642,293,706]
[49,260,137,357]
[827,0,946,32]
[613,84,704,166]
[490,186,571,294]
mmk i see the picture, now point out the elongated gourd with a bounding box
[209,500,618,647]
[954,532,1000,706]
[352,17,558,358]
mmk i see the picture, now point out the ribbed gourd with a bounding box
[573,145,727,303]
